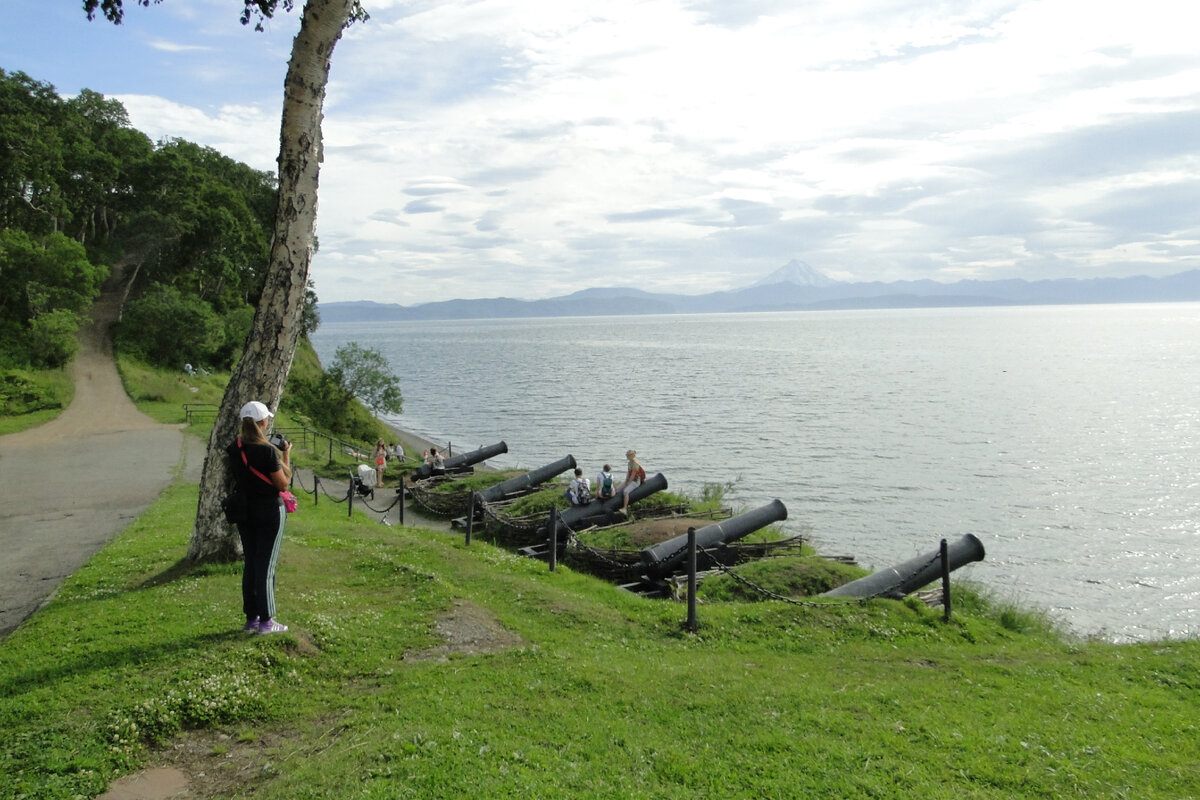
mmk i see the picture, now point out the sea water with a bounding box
[311,303,1200,642]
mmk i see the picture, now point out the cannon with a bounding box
[639,499,788,577]
[554,472,669,531]
[410,440,508,480]
[477,455,577,504]
[821,533,985,600]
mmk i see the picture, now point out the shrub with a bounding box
[27,309,81,368]
[0,230,105,368]
[0,368,70,414]
[430,471,523,494]
[504,485,572,516]
[284,339,389,444]
[115,284,224,369]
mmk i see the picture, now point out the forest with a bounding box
[0,67,326,370]
[0,68,363,423]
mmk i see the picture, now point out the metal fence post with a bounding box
[466,492,476,545]
[347,476,354,518]
[397,477,405,526]
[686,527,698,632]
[314,476,319,506]
[940,538,952,622]
[548,508,558,572]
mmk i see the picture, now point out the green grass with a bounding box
[698,554,870,600]
[116,356,229,424]
[106,355,406,481]
[0,405,63,436]
[427,470,525,494]
[0,367,73,435]
[2,482,1198,799]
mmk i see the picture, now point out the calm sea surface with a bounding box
[311,304,1200,642]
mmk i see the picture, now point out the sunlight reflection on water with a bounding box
[313,303,1200,642]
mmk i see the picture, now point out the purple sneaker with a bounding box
[243,617,260,633]
[258,618,288,635]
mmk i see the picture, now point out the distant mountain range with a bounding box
[318,261,1200,323]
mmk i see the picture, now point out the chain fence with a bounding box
[285,459,954,628]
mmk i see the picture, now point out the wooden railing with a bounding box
[182,403,378,464]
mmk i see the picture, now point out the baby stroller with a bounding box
[351,464,376,500]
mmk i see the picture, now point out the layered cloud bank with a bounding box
[10,0,1200,304]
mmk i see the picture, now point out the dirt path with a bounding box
[0,271,465,799]
[0,267,206,637]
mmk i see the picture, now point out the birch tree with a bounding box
[88,0,368,560]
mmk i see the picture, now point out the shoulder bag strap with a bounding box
[238,438,276,487]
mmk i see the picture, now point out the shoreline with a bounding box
[376,418,498,472]
[378,420,442,462]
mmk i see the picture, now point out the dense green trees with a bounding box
[0,229,107,368]
[0,68,290,372]
[327,343,403,417]
[83,0,369,561]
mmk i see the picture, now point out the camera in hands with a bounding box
[268,432,289,449]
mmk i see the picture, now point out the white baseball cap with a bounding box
[238,401,274,422]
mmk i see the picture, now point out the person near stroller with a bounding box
[228,400,292,635]
[373,438,388,488]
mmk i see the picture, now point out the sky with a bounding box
[4,0,1200,306]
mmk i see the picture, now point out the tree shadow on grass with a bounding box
[136,556,239,590]
[3,559,257,695]
[2,628,254,696]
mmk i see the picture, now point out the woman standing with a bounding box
[228,401,292,635]
[373,438,388,488]
[618,449,646,513]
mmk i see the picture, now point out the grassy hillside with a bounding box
[1,482,1196,799]
[0,367,74,435]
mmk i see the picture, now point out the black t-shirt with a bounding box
[227,439,282,503]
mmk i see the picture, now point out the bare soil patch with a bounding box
[405,600,526,662]
[102,602,522,798]
[622,517,716,547]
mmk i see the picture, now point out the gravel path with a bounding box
[0,270,206,638]
[0,267,460,639]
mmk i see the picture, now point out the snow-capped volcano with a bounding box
[749,259,837,288]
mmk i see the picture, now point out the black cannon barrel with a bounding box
[478,455,577,503]
[411,440,508,479]
[821,533,985,599]
[556,472,669,530]
[640,498,788,571]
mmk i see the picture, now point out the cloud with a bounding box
[1080,180,1200,238]
[606,207,700,223]
[404,180,469,196]
[148,39,211,53]
[111,95,278,168]
[368,210,410,227]
[15,0,1200,304]
[403,198,446,214]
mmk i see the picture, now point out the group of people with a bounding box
[228,400,648,636]
[565,449,647,513]
[371,439,406,488]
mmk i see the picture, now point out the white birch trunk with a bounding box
[188,0,356,561]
